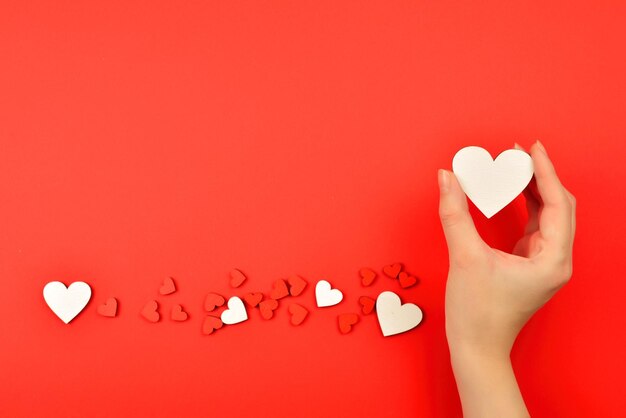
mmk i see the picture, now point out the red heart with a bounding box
[269,279,289,300]
[141,300,160,323]
[202,315,223,335]
[398,272,418,289]
[229,269,247,288]
[358,296,376,315]
[359,268,377,287]
[259,299,279,320]
[337,313,359,334]
[287,275,307,297]
[171,304,188,321]
[97,297,118,318]
[159,277,177,295]
[244,292,263,308]
[204,293,226,311]
[382,263,403,279]
[287,303,308,326]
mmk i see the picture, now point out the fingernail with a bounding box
[438,169,450,193]
[514,142,522,150]
[536,140,547,155]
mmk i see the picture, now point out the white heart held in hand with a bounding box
[452,146,534,218]
[220,296,248,325]
[376,291,423,337]
[43,281,92,324]
[315,280,343,307]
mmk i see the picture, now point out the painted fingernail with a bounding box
[438,169,450,193]
[536,140,547,155]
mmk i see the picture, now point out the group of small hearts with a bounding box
[43,263,423,337]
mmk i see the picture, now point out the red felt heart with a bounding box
[259,299,279,320]
[202,315,223,335]
[159,277,177,295]
[287,275,307,297]
[244,292,263,308]
[269,279,289,300]
[398,272,418,289]
[229,269,247,288]
[359,268,377,287]
[141,300,160,323]
[204,293,226,311]
[287,303,308,326]
[97,297,118,318]
[171,304,188,321]
[338,313,359,334]
[382,263,403,279]
[358,296,376,315]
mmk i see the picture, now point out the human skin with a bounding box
[438,141,576,417]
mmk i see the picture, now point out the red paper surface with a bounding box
[1,1,625,417]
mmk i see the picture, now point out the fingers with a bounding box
[438,169,487,263]
[515,143,540,233]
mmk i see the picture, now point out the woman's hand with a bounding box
[438,141,576,417]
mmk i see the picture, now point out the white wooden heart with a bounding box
[220,296,248,325]
[315,280,343,308]
[376,291,423,337]
[43,281,92,324]
[452,146,534,218]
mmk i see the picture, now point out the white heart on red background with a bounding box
[220,296,248,325]
[315,280,343,308]
[376,291,423,337]
[452,146,534,218]
[43,281,92,324]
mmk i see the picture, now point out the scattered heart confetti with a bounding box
[338,313,359,334]
[376,291,423,337]
[97,297,118,318]
[269,279,290,300]
[287,303,308,326]
[141,300,160,323]
[287,275,307,297]
[204,293,226,311]
[202,315,223,335]
[229,269,247,288]
[243,292,264,308]
[315,280,343,308]
[259,299,279,320]
[43,281,91,324]
[358,296,376,315]
[398,272,418,289]
[221,296,248,325]
[359,268,377,287]
[159,277,176,295]
[171,304,189,322]
[382,263,403,279]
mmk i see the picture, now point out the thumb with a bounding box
[438,169,485,261]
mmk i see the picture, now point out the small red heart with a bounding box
[359,268,377,287]
[398,272,418,289]
[159,277,177,295]
[382,263,403,279]
[171,304,189,321]
[204,293,226,311]
[244,292,263,308]
[259,299,279,320]
[358,296,376,315]
[202,315,223,335]
[288,303,308,326]
[338,313,359,334]
[287,275,307,296]
[229,269,247,288]
[141,300,160,323]
[97,297,118,318]
[269,279,289,300]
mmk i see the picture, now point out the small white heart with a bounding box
[220,296,248,325]
[43,281,92,324]
[376,291,423,337]
[452,146,534,218]
[315,280,343,308]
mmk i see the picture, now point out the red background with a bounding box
[1,1,625,417]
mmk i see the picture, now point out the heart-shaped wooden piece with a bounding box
[204,293,226,311]
[288,303,308,326]
[97,297,118,318]
[159,277,176,295]
[202,315,223,335]
[43,281,91,324]
[358,296,376,315]
[269,279,289,300]
[259,299,279,320]
[171,304,189,321]
[229,269,247,288]
[315,280,343,308]
[376,291,423,337]
[398,272,418,289]
[382,263,403,279]
[141,300,160,323]
[359,268,377,287]
[287,275,307,297]
[338,313,359,334]
[243,292,263,308]
[221,296,248,325]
